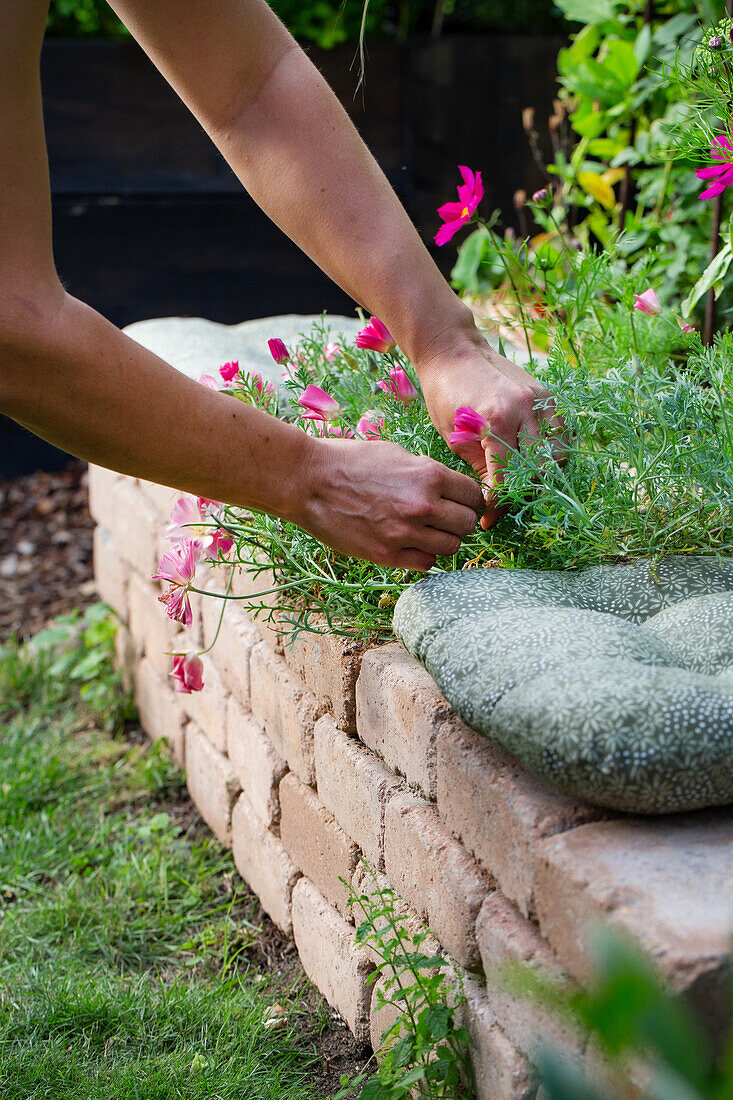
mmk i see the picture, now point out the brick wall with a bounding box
[90,466,733,1095]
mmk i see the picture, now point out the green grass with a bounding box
[0,630,336,1100]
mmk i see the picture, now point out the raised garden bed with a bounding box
[89,314,733,1097]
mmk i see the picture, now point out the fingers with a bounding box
[438,465,484,511]
[431,499,479,538]
[396,549,437,571]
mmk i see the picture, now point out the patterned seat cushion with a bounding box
[392,557,733,813]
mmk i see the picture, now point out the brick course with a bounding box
[356,644,456,798]
[93,526,129,619]
[185,722,240,846]
[133,657,186,765]
[315,714,401,870]
[284,624,365,733]
[226,698,287,828]
[436,721,601,917]
[280,773,359,916]
[384,792,490,970]
[292,877,374,1044]
[250,642,325,786]
[231,793,300,933]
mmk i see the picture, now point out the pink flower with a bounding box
[435,166,484,246]
[355,317,396,355]
[696,136,733,200]
[219,360,239,384]
[153,540,197,629]
[197,373,219,390]
[633,289,662,316]
[449,406,490,446]
[356,413,385,440]
[171,652,204,694]
[531,188,549,203]
[268,338,290,365]
[326,424,356,438]
[681,323,694,333]
[376,366,418,405]
[297,384,341,422]
[324,341,341,361]
[166,496,234,556]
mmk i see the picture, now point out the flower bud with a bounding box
[709,34,723,49]
[532,188,549,203]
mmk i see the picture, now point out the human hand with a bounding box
[417,338,564,529]
[295,437,483,570]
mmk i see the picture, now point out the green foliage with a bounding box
[334,863,472,1099]
[508,928,733,1098]
[209,301,733,642]
[0,639,327,1099]
[0,602,136,732]
[45,0,564,45]
[452,0,733,327]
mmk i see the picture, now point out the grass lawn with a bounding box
[0,613,364,1099]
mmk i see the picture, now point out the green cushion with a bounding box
[392,557,733,813]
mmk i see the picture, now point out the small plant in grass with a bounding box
[333,862,472,1099]
[0,602,135,731]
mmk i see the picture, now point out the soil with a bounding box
[0,461,95,643]
[0,460,368,1096]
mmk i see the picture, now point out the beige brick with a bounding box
[315,714,401,869]
[231,793,300,933]
[356,644,456,798]
[351,863,443,979]
[114,621,140,694]
[106,476,162,578]
[226,698,287,828]
[477,893,581,1064]
[134,656,186,764]
[93,526,129,620]
[384,793,490,970]
[88,464,125,529]
[128,570,182,676]
[369,975,404,1056]
[250,643,325,785]
[284,622,366,733]
[280,773,359,916]
[436,722,602,918]
[229,562,284,652]
[185,722,240,846]
[202,583,258,709]
[463,980,536,1100]
[534,812,733,1046]
[292,877,375,1043]
[179,655,228,751]
[137,480,178,521]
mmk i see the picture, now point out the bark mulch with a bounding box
[0,461,95,644]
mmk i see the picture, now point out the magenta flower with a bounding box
[197,373,219,390]
[297,384,341,422]
[324,341,341,362]
[171,652,205,694]
[633,288,662,316]
[356,413,385,440]
[355,317,396,355]
[377,366,418,405]
[166,496,233,556]
[219,360,239,384]
[435,166,484,246]
[153,540,197,629]
[696,136,733,200]
[268,338,290,365]
[449,406,490,446]
[326,424,356,438]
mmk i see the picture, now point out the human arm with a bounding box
[0,0,482,570]
[108,0,559,524]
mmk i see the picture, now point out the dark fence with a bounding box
[3,34,563,476]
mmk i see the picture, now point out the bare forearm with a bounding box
[1,293,312,517]
[111,0,481,369]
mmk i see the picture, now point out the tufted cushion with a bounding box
[392,557,733,813]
